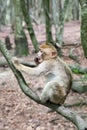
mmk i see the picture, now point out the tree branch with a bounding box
[0,40,87,130]
[0,40,40,103]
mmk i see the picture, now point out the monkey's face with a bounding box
[34,43,58,64]
[34,51,44,64]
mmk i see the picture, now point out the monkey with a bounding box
[12,43,72,104]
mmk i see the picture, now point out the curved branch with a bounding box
[0,40,87,130]
[0,40,40,103]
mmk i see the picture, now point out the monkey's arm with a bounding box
[58,57,72,78]
[12,57,46,76]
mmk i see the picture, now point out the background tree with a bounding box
[0,0,82,55]
[20,0,39,53]
[78,0,87,58]
[0,0,7,30]
[13,0,29,56]
[1,0,87,129]
[43,0,53,43]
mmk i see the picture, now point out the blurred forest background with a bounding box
[1,0,87,57]
[0,0,87,130]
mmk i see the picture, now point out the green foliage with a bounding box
[70,64,87,75]
[70,64,80,74]
[72,68,79,74]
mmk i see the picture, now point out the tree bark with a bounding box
[20,0,39,52]
[13,0,29,56]
[43,0,53,43]
[0,40,87,130]
[78,0,87,58]
[52,0,70,45]
[52,0,70,56]
[14,30,29,56]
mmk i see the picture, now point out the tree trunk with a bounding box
[78,0,87,58]
[52,0,59,43]
[43,0,53,43]
[58,0,70,45]
[52,0,70,56]
[20,0,39,52]
[15,31,29,56]
[13,0,29,56]
[0,0,7,30]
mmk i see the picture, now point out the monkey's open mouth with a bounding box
[34,57,43,64]
[34,57,38,63]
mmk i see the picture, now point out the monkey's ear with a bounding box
[52,51,57,58]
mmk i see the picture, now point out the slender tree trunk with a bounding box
[43,0,53,43]
[20,0,39,52]
[0,0,7,30]
[52,0,70,56]
[58,0,70,45]
[13,0,29,56]
[52,0,59,43]
[72,0,79,20]
[78,0,87,58]
[15,31,29,56]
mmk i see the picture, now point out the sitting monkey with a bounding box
[12,43,72,104]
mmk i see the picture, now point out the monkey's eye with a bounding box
[41,51,46,56]
[38,51,43,56]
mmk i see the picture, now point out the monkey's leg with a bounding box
[40,82,55,103]
[41,81,66,104]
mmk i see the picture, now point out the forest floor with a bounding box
[0,21,87,130]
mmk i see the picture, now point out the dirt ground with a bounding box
[0,21,87,130]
